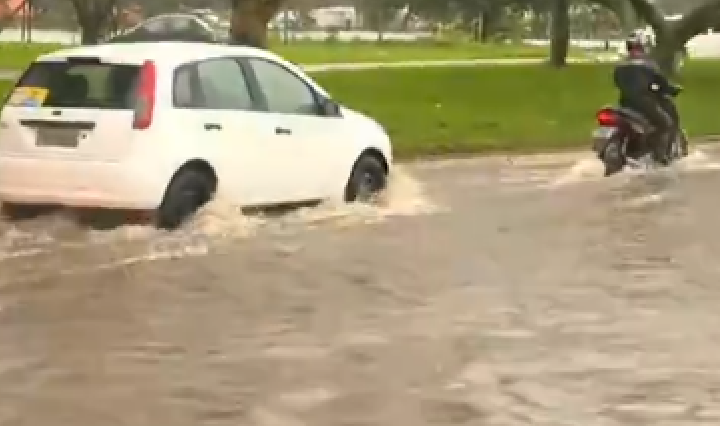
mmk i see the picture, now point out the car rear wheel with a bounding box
[344,152,388,203]
[157,168,216,230]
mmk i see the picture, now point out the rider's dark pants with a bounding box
[619,94,673,161]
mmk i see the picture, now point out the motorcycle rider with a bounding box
[613,32,681,164]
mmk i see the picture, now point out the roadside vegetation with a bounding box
[2,0,720,75]
[0,43,62,70]
[313,61,720,157]
[2,61,720,158]
[270,40,569,64]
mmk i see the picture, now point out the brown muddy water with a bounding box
[2,148,720,425]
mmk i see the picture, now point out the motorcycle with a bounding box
[592,86,689,176]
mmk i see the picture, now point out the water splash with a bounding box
[676,149,720,172]
[373,164,443,217]
[546,147,720,188]
[198,164,441,230]
[548,157,605,187]
[0,165,437,282]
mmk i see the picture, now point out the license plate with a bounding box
[592,127,616,139]
[36,128,80,148]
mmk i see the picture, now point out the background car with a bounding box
[0,42,392,229]
[107,13,229,44]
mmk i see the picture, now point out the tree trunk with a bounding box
[79,16,103,44]
[400,6,411,31]
[375,8,384,43]
[70,0,117,45]
[363,0,386,43]
[479,5,500,42]
[653,33,683,74]
[230,0,284,49]
[549,0,569,67]
[617,0,639,33]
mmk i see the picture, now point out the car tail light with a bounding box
[596,108,617,126]
[133,60,156,130]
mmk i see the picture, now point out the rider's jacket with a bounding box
[613,53,674,98]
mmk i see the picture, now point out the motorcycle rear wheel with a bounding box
[602,137,626,176]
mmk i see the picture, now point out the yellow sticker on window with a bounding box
[8,86,49,107]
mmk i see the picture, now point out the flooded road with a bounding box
[2,148,720,424]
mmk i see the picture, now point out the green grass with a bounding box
[3,61,719,158]
[0,42,63,70]
[310,61,720,157]
[0,80,15,101]
[0,40,564,70]
[271,40,560,64]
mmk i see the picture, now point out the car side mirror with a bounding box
[320,98,341,117]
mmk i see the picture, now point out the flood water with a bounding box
[2,148,720,424]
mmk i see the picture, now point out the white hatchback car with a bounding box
[0,42,392,228]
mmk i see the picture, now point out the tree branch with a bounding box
[673,0,720,43]
[96,0,118,25]
[258,0,286,21]
[623,0,666,33]
[69,0,90,22]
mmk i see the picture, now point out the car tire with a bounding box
[156,168,216,230]
[1,203,55,221]
[344,152,388,203]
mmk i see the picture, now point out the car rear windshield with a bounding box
[9,58,141,109]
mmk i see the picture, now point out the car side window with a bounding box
[196,58,254,110]
[247,58,319,116]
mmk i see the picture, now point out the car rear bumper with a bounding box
[0,156,166,210]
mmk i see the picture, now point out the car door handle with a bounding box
[275,127,292,135]
[204,123,222,131]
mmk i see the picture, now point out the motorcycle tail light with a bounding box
[596,108,618,126]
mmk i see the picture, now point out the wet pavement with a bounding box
[2,148,720,424]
